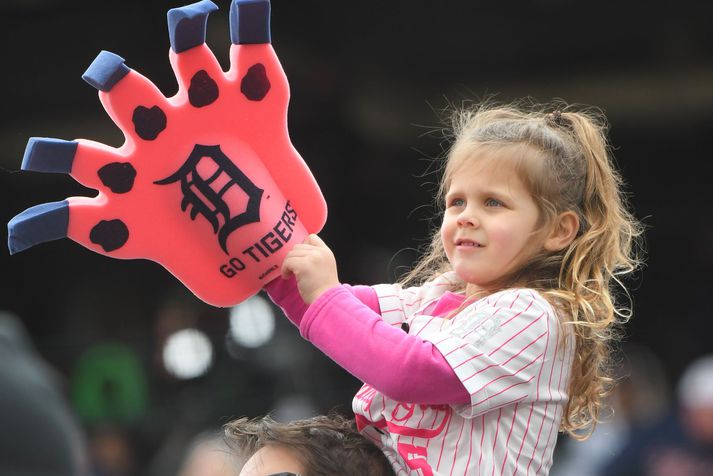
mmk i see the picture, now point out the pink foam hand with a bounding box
[7,0,327,307]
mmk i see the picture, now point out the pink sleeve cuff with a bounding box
[264,276,309,327]
[265,278,381,327]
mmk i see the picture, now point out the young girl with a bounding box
[266,102,642,475]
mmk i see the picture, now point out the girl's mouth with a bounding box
[456,239,483,247]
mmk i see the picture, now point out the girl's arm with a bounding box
[278,234,470,404]
[264,276,379,327]
[300,285,470,404]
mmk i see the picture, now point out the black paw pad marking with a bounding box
[240,63,270,101]
[132,105,167,140]
[98,162,137,194]
[189,70,219,107]
[90,219,129,252]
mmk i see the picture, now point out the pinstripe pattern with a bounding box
[353,273,575,476]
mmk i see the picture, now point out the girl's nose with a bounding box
[457,209,479,227]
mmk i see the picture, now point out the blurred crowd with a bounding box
[552,345,713,476]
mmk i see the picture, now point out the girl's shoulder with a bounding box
[446,288,567,349]
[371,272,461,321]
[375,271,461,300]
[424,271,462,292]
[472,287,557,318]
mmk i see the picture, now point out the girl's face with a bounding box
[441,153,546,295]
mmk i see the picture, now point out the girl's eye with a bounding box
[449,198,465,207]
[485,198,503,207]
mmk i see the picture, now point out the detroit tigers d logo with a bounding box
[155,144,264,254]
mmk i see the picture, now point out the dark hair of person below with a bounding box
[224,413,395,476]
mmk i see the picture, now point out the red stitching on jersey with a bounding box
[492,408,506,476]
[378,293,399,299]
[380,307,403,314]
[513,402,535,476]
[463,331,546,383]
[464,418,476,476]
[449,418,468,476]
[470,358,541,402]
[526,401,550,475]
[508,291,522,308]
[535,406,559,475]
[452,352,485,370]
[500,299,535,327]
[500,402,520,476]
[444,341,471,357]
[410,407,429,446]
[478,414,486,473]
[436,408,454,472]
[472,375,536,411]
[528,314,554,475]
[535,315,561,475]
[414,315,440,336]
[488,312,545,357]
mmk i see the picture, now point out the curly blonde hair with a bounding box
[401,100,644,438]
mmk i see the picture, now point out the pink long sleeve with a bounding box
[299,285,470,405]
[264,276,379,327]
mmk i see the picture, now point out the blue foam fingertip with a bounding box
[21,138,77,174]
[168,0,219,53]
[82,51,131,92]
[230,0,271,45]
[7,201,69,255]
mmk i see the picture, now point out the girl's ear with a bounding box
[544,211,580,252]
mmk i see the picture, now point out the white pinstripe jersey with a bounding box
[353,272,575,476]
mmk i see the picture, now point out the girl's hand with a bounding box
[281,234,340,304]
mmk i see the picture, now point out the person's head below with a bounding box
[404,100,644,438]
[177,431,237,476]
[225,414,395,476]
[677,355,713,446]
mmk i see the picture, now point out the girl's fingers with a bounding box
[281,253,310,277]
[282,247,316,261]
[305,233,326,247]
[288,243,315,253]
[280,263,293,279]
[281,234,331,279]
[281,255,299,278]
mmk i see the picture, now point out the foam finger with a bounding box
[167,1,226,109]
[228,0,287,107]
[21,137,135,195]
[82,51,171,146]
[65,196,135,258]
[7,201,69,254]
